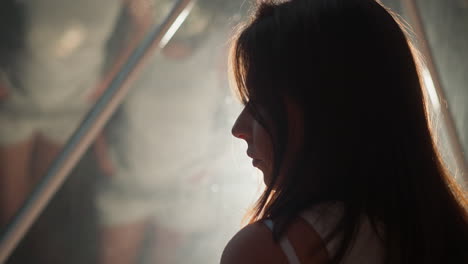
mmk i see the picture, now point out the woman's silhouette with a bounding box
[222,0,468,263]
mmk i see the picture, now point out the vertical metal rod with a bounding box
[0,0,196,262]
[402,0,468,179]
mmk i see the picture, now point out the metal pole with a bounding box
[0,0,196,262]
[402,0,468,180]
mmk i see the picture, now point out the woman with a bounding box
[221,0,468,263]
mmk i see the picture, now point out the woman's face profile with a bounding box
[232,99,304,186]
[232,105,274,184]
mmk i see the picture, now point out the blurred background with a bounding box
[0,0,466,263]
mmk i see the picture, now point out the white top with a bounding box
[264,203,384,264]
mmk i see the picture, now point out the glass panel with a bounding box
[3,0,258,263]
[0,0,159,232]
[94,2,257,263]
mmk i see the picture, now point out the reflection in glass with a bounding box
[96,1,257,263]
[4,0,258,263]
[0,0,124,229]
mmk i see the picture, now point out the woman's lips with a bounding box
[247,151,262,167]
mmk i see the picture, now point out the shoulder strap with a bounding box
[300,203,385,264]
[263,219,302,264]
[300,203,344,258]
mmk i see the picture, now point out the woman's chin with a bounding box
[260,171,273,188]
[252,161,273,187]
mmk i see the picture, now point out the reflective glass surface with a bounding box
[0,0,160,231]
[2,0,258,263]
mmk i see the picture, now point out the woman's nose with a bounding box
[231,107,250,140]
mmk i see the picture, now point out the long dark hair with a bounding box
[229,0,468,263]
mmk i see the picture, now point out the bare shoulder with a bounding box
[220,222,287,264]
